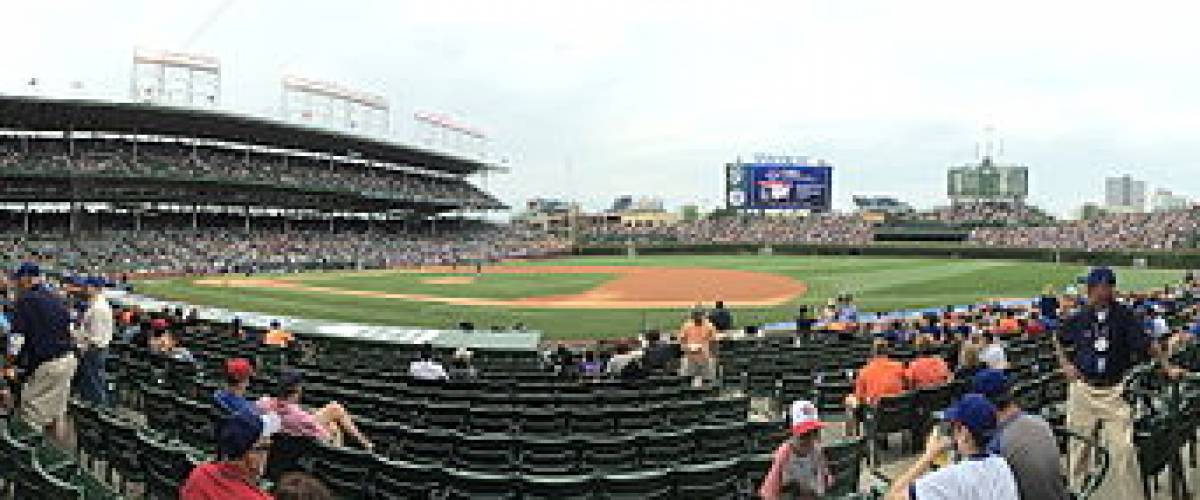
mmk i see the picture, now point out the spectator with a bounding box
[72,277,112,407]
[10,262,77,443]
[1055,267,1184,499]
[956,339,986,380]
[263,320,294,347]
[708,300,733,331]
[905,350,952,389]
[274,472,333,500]
[844,339,905,437]
[150,329,196,363]
[972,369,1068,500]
[759,400,833,499]
[887,394,1019,500]
[679,310,717,386]
[409,344,448,381]
[215,358,260,415]
[256,370,373,451]
[180,410,281,499]
[979,343,1008,371]
[640,330,676,375]
[605,343,637,376]
[446,347,479,381]
[579,350,603,377]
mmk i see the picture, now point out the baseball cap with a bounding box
[10,262,40,279]
[789,399,826,436]
[942,393,998,438]
[278,369,303,389]
[150,318,169,331]
[979,344,1008,370]
[217,410,281,459]
[1086,267,1117,286]
[84,276,105,288]
[225,358,255,381]
[971,369,1012,406]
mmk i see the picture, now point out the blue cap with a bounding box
[942,393,998,437]
[83,277,105,288]
[1086,267,1117,286]
[971,369,1012,400]
[10,262,40,279]
[217,410,278,458]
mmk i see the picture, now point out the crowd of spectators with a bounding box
[897,203,1054,227]
[970,207,1200,251]
[0,224,569,275]
[582,214,875,246]
[0,137,500,208]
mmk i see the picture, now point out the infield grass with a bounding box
[134,255,1185,340]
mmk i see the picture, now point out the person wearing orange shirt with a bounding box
[263,320,294,348]
[905,351,952,389]
[996,311,1021,335]
[678,309,717,387]
[844,339,905,437]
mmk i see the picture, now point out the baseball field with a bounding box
[133,255,1185,340]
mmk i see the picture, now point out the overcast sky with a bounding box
[4,0,1200,216]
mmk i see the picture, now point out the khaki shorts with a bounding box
[21,353,78,427]
[680,357,715,381]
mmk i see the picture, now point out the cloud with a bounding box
[1,0,1198,217]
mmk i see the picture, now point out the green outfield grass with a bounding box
[133,255,1186,340]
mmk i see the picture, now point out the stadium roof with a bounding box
[0,94,497,175]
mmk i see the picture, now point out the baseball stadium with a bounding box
[3,3,1200,500]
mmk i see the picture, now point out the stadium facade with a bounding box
[0,95,504,235]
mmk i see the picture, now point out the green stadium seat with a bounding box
[597,469,672,500]
[521,474,595,500]
[457,434,517,473]
[517,436,579,475]
[444,469,518,499]
[672,457,741,499]
[371,458,443,499]
[580,435,637,474]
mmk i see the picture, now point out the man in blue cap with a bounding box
[973,369,1067,500]
[887,393,1018,500]
[9,262,77,444]
[180,409,280,499]
[1054,266,1184,498]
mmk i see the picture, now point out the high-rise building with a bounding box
[1151,188,1190,212]
[1104,175,1146,213]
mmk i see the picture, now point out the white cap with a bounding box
[980,344,1009,370]
[789,399,826,435]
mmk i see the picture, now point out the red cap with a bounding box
[150,318,168,330]
[225,358,254,381]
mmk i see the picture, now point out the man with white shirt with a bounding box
[74,277,113,406]
[408,343,448,381]
[887,394,1019,500]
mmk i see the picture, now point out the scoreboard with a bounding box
[726,157,833,212]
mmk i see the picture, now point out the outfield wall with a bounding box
[576,243,1200,269]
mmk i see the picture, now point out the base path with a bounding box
[195,265,808,309]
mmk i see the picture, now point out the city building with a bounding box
[1151,188,1190,212]
[1104,174,1146,213]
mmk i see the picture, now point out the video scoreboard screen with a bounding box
[726,159,833,211]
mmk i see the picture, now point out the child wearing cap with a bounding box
[759,400,833,500]
[887,394,1018,500]
[214,358,260,416]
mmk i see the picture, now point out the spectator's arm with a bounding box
[757,445,789,500]
[887,431,942,500]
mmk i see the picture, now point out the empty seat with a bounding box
[372,457,443,499]
[444,469,518,500]
[519,409,568,435]
[518,437,578,475]
[637,430,694,469]
[457,434,516,473]
[521,474,595,500]
[598,469,672,499]
[673,457,741,499]
[580,435,637,474]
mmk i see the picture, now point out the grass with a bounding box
[134,255,1186,340]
